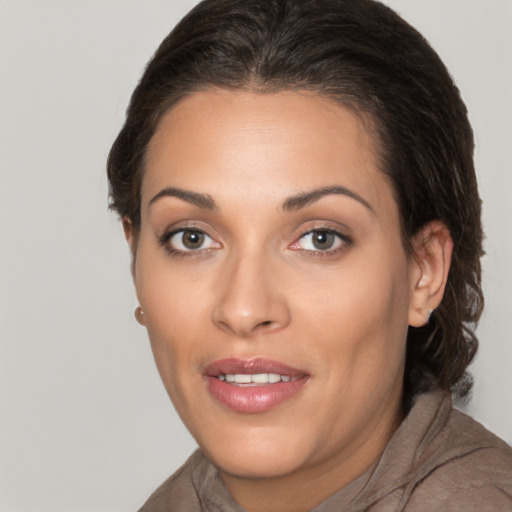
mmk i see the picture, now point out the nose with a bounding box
[211,251,291,338]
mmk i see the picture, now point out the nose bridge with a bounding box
[212,245,290,337]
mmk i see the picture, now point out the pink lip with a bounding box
[204,358,309,413]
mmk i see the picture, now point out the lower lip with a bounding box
[206,376,308,413]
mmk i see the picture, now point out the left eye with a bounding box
[293,229,346,251]
[166,229,218,252]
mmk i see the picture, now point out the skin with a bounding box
[125,89,452,512]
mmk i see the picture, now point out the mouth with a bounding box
[204,358,309,413]
[218,373,296,385]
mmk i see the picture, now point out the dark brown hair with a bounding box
[108,0,484,400]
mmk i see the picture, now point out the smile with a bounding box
[218,373,295,384]
[204,358,309,413]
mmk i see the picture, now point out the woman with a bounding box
[107,0,512,510]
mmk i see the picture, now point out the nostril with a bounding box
[256,320,274,329]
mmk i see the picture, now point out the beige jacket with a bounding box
[139,391,512,511]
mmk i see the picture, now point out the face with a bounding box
[130,90,423,489]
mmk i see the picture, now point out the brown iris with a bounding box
[182,230,205,249]
[311,231,336,250]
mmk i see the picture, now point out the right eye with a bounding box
[161,228,220,254]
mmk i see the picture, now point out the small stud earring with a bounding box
[134,306,145,325]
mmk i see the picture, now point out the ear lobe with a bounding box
[408,221,453,327]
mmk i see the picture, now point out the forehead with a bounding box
[142,89,393,215]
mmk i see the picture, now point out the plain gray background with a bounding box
[0,1,511,510]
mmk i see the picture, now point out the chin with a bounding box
[199,426,311,479]
[208,449,307,480]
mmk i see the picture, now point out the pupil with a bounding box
[313,231,334,250]
[183,231,204,249]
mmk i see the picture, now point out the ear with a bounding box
[408,221,453,327]
[123,218,146,326]
[122,217,137,278]
[122,216,134,247]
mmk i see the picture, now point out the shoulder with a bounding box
[356,392,512,512]
[407,408,512,511]
[137,450,207,512]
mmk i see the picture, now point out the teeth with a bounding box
[235,374,252,384]
[251,373,270,384]
[219,373,294,384]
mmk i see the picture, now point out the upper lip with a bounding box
[204,358,308,378]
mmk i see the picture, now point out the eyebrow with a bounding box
[282,185,374,214]
[148,184,373,214]
[149,187,217,210]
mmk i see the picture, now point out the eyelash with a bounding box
[290,228,353,258]
[158,227,352,259]
[158,227,219,258]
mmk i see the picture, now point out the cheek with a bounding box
[297,250,410,332]
[294,249,411,380]
[143,287,208,364]
[143,305,205,423]
[135,235,212,327]
[300,265,409,422]
[134,248,211,392]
